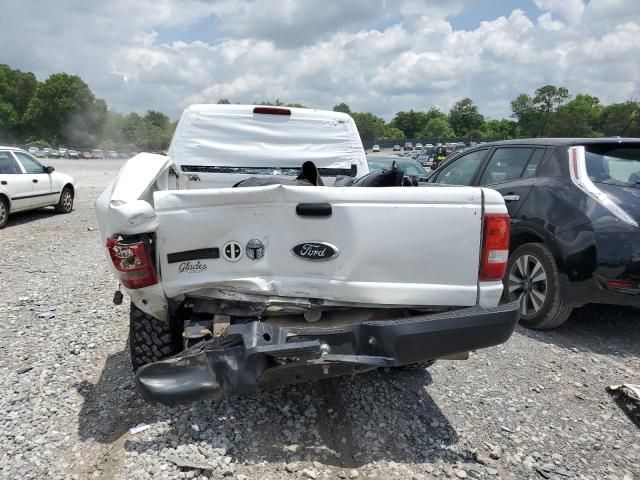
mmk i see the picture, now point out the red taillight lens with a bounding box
[253,106,291,116]
[479,214,510,281]
[607,280,640,290]
[106,235,157,289]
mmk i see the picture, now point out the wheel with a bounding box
[55,187,74,213]
[0,197,9,228]
[398,359,437,370]
[503,243,572,329]
[129,302,180,372]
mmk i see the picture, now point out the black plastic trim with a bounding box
[296,203,332,217]
[167,248,220,264]
[12,191,60,200]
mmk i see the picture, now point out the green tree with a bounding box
[0,64,38,140]
[23,73,106,146]
[448,98,484,137]
[481,119,520,139]
[417,117,455,140]
[390,110,430,138]
[378,125,405,140]
[552,94,603,137]
[351,112,385,141]
[532,85,570,136]
[601,100,640,137]
[333,103,352,114]
[510,93,541,136]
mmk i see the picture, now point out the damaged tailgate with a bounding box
[153,184,485,307]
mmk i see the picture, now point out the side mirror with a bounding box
[46,166,55,174]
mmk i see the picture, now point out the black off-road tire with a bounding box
[503,243,573,330]
[0,196,8,229]
[55,186,74,214]
[398,359,437,370]
[129,302,180,372]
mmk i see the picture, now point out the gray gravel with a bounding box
[0,158,639,480]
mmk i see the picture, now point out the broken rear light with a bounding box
[106,235,158,289]
[253,106,291,116]
[479,214,510,281]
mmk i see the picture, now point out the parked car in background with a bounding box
[404,142,413,151]
[415,143,423,150]
[92,149,105,159]
[0,147,76,228]
[42,148,51,157]
[49,149,61,159]
[417,153,433,167]
[367,155,430,184]
[428,138,640,329]
[67,150,79,159]
[393,144,401,151]
[28,147,40,157]
[372,144,380,152]
[59,148,68,158]
[82,151,93,159]
[107,150,119,159]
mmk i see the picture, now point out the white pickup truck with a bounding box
[96,104,518,404]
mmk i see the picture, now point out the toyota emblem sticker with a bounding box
[246,239,265,260]
[223,241,243,262]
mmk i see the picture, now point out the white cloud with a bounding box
[533,0,585,25]
[1,0,638,121]
[537,12,565,31]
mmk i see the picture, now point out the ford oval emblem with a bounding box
[292,241,339,261]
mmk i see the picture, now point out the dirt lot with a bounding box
[0,158,639,480]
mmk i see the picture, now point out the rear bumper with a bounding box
[136,302,520,404]
[561,275,640,308]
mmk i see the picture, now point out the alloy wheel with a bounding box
[62,191,73,212]
[0,201,6,225]
[508,254,547,317]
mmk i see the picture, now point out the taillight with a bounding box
[253,106,291,116]
[106,235,157,289]
[479,213,510,281]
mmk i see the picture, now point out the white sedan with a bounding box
[0,147,76,228]
[372,144,380,152]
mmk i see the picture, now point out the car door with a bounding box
[13,151,56,207]
[430,148,490,185]
[475,147,546,218]
[0,151,33,212]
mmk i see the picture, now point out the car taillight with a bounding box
[479,213,510,281]
[106,235,157,289]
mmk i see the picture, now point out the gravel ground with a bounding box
[0,158,639,480]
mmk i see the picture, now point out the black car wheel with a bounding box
[55,187,74,214]
[0,197,9,228]
[503,243,572,329]
[129,302,181,372]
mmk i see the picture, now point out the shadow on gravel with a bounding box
[5,207,56,227]
[76,348,158,444]
[518,303,640,358]
[77,350,468,470]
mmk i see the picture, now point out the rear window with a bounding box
[585,146,640,188]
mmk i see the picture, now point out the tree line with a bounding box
[0,64,176,150]
[333,85,639,142]
[1,63,638,150]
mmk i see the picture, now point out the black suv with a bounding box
[428,138,640,329]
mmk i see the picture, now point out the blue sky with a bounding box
[1,0,639,120]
